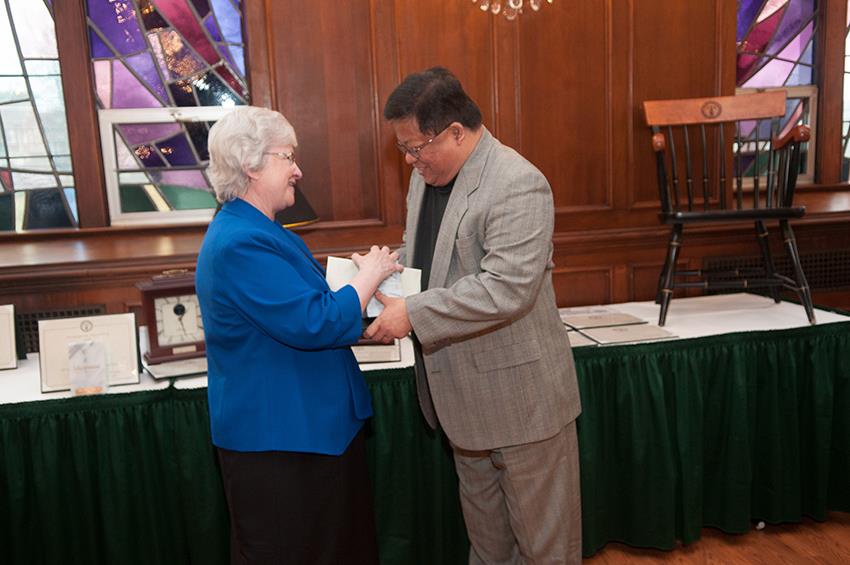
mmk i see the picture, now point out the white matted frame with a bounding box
[38,313,139,393]
[0,304,17,370]
[98,106,236,226]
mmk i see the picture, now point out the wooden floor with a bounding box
[585,512,850,564]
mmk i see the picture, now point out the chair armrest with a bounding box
[773,124,810,150]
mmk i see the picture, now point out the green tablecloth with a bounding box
[2,323,849,564]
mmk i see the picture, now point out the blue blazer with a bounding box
[195,198,371,455]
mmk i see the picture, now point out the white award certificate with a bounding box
[0,304,16,370]
[39,313,139,393]
[325,256,421,316]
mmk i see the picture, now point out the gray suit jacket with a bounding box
[401,128,581,451]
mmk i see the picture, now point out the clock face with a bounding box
[154,294,205,346]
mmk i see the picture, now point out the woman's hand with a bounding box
[351,246,402,279]
[349,246,404,311]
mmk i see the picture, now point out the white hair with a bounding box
[207,106,298,203]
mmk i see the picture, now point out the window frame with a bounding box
[98,106,233,226]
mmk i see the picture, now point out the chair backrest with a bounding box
[642,91,810,216]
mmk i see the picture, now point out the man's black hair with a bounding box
[383,67,482,135]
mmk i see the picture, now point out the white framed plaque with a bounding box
[0,304,17,370]
[38,313,140,393]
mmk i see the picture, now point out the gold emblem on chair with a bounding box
[701,101,722,119]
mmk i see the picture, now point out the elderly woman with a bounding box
[195,106,399,564]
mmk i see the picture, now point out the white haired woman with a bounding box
[196,106,398,564]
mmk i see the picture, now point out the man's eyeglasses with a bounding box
[264,151,297,166]
[395,126,449,160]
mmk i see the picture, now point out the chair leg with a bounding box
[658,225,683,327]
[780,220,816,325]
[656,241,672,305]
[755,221,781,303]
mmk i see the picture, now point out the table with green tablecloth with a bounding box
[1,295,849,564]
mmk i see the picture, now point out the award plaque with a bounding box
[0,304,16,370]
[39,313,139,393]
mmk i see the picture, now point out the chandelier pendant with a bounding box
[471,0,554,20]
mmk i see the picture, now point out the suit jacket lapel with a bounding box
[405,179,425,268]
[428,128,494,288]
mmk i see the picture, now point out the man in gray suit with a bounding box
[367,67,582,564]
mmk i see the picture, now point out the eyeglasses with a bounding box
[264,151,297,166]
[395,126,449,160]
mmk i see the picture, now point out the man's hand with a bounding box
[366,291,412,343]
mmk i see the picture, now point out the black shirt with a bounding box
[412,178,456,290]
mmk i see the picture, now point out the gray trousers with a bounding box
[453,421,582,565]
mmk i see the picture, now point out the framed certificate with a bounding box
[38,313,140,393]
[0,304,17,370]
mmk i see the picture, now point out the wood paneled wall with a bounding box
[242,0,850,308]
[2,0,849,321]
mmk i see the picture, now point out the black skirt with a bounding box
[217,428,379,565]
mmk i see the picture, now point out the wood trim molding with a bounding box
[53,0,108,228]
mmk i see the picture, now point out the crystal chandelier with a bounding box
[471,0,554,21]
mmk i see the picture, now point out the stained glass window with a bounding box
[98,106,231,224]
[0,0,77,231]
[86,0,248,225]
[737,1,817,183]
[842,0,850,180]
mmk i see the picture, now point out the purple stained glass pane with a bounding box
[118,122,181,145]
[126,52,168,103]
[89,28,113,58]
[169,82,197,106]
[744,21,813,88]
[743,56,794,88]
[157,133,197,166]
[218,44,236,70]
[737,0,765,42]
[228,45,245,77]
[156,30,207,79]
[766,0,815,57]
[153,0,220,66]
[141,7,168,31]
[192,0,211,18]
[111,60,162,108]
[210,0,242,45]
[150,169,209,189]
[204,15,223,42]
[785,41,814,85]
[134,144,165,167]
[737,7,786,84]
[86,0,146,56]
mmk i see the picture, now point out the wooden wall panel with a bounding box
[393,2,496,131]
[552,268,612,307]
[517,0,611,211]
[632,0,727,205]
[266,1,381,224]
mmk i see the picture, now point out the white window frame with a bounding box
[735,85,817,186]
[98,106,235,226]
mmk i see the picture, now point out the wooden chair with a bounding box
[642,90,815,326]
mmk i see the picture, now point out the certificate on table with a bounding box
[38,313,140,393]
[559,306,647,330]
[0,304,16,370]
[566,330,597,348]
[580,323,677,345]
